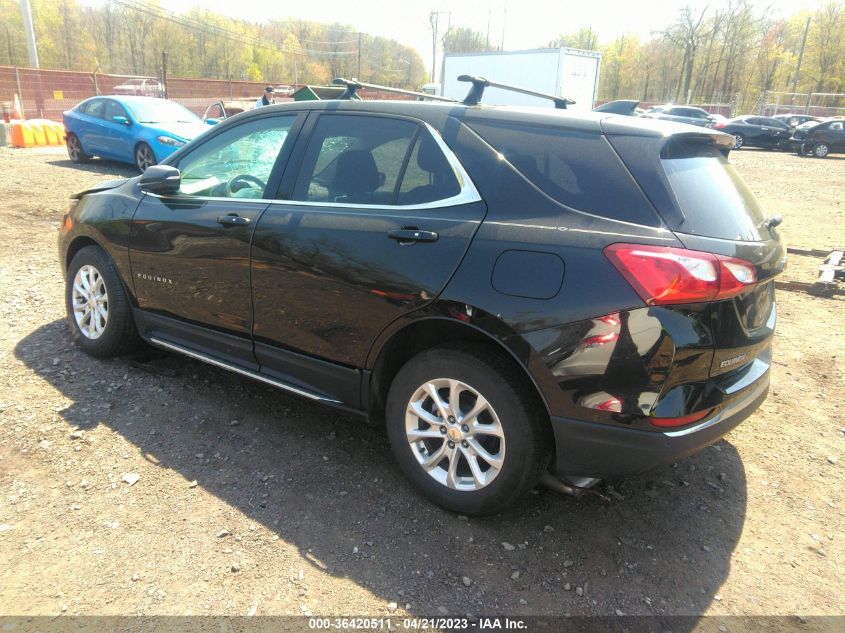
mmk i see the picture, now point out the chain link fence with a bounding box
[762,91,845,118]
[1,65,413,121]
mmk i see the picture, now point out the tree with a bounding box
[548,27,598,50]
[442,27,494,54]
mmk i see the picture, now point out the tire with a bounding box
[65,245,141,358]
[732,133,745,150]
[135,142,156,173]
[812,143,830,158]
[385,345,551,516]
[67,133,90,163]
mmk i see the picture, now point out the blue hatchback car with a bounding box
[63,96,209,172]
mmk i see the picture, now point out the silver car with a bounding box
[641,105,715,128]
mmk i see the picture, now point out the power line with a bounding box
[109,0,358,57]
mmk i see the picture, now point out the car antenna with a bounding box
[458,75,576,109]
[332,78,459,102]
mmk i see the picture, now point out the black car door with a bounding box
[742,118,768,145]
[827,121,845,150]
[249,113,486,404]
[759,117,790,147]
[129,111,305,367]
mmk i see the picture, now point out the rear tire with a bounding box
[732,133,745,150]
[385,345,551,516]
[812,143,830,158]
[66,246,141,358]
[67,133,90,163]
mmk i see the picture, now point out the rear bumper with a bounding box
[550,367,769,477]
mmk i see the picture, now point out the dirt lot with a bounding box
[0,146,842,621]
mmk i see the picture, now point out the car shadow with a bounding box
[14,320,748,619]
[46,158,139,178]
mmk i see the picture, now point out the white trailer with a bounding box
[441,48,602,111]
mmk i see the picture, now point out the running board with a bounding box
[148,337,342,405]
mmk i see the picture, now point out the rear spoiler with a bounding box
[600,116,735,155]
[662,131,735,158]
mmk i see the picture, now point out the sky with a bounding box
[157,0,825,74]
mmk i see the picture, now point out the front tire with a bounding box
[812,143,830,158]
[386,346,551,516]
[66,246,141,357]
[135,142,156,172]
[67,133,90,163]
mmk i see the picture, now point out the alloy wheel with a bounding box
[68,136,81,161]
[71,264,109,339]
[136,145,154,172]
[733,134,744,149]
[814,143,829,158]
[405,378,505,491]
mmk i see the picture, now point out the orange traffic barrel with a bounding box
[9,121,35,147]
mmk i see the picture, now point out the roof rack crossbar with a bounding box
[333,77,363,100]
[457,75,575,109]
[332,78,458,102]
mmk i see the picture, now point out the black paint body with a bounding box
[59,99,784,477]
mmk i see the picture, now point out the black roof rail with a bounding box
[458,75,575,109]
[332,78,458,102]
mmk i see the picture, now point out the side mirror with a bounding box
[112,115,130,125]
[140,165,181,196]
[205,118,220,125]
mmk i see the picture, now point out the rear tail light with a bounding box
[713,123,726,129]
[604,243,757,305]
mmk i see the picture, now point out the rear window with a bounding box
[662,143,774,241]
[466,120,659,225]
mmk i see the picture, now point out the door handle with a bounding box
[387,228,439,243]
[217,214,250,226]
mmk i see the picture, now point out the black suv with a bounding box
[59,92,784,515]
[790,119,845,157]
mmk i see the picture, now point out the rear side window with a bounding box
[467,120,659,225]
[292,115,462,206]
[397,132,461,204]
[82,99,105,118]
[662,142,774,241]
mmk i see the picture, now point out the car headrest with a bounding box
[333,150,380,195]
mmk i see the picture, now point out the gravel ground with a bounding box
[0,146,842,620]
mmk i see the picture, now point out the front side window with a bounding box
[292,115,461,206]
[104,100,128,121]
[176,115,297,199]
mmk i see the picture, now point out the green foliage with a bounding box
[443,27,495,54]
[581,2,845,111]
[1,0,427,87]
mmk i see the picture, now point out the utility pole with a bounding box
[161,50,168,99]
[500,2,508,51]
[357,32,362,79]
[486,9,491,49]
[791,17,811,95]
[20,0,39,68]
[429,11,439,83]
